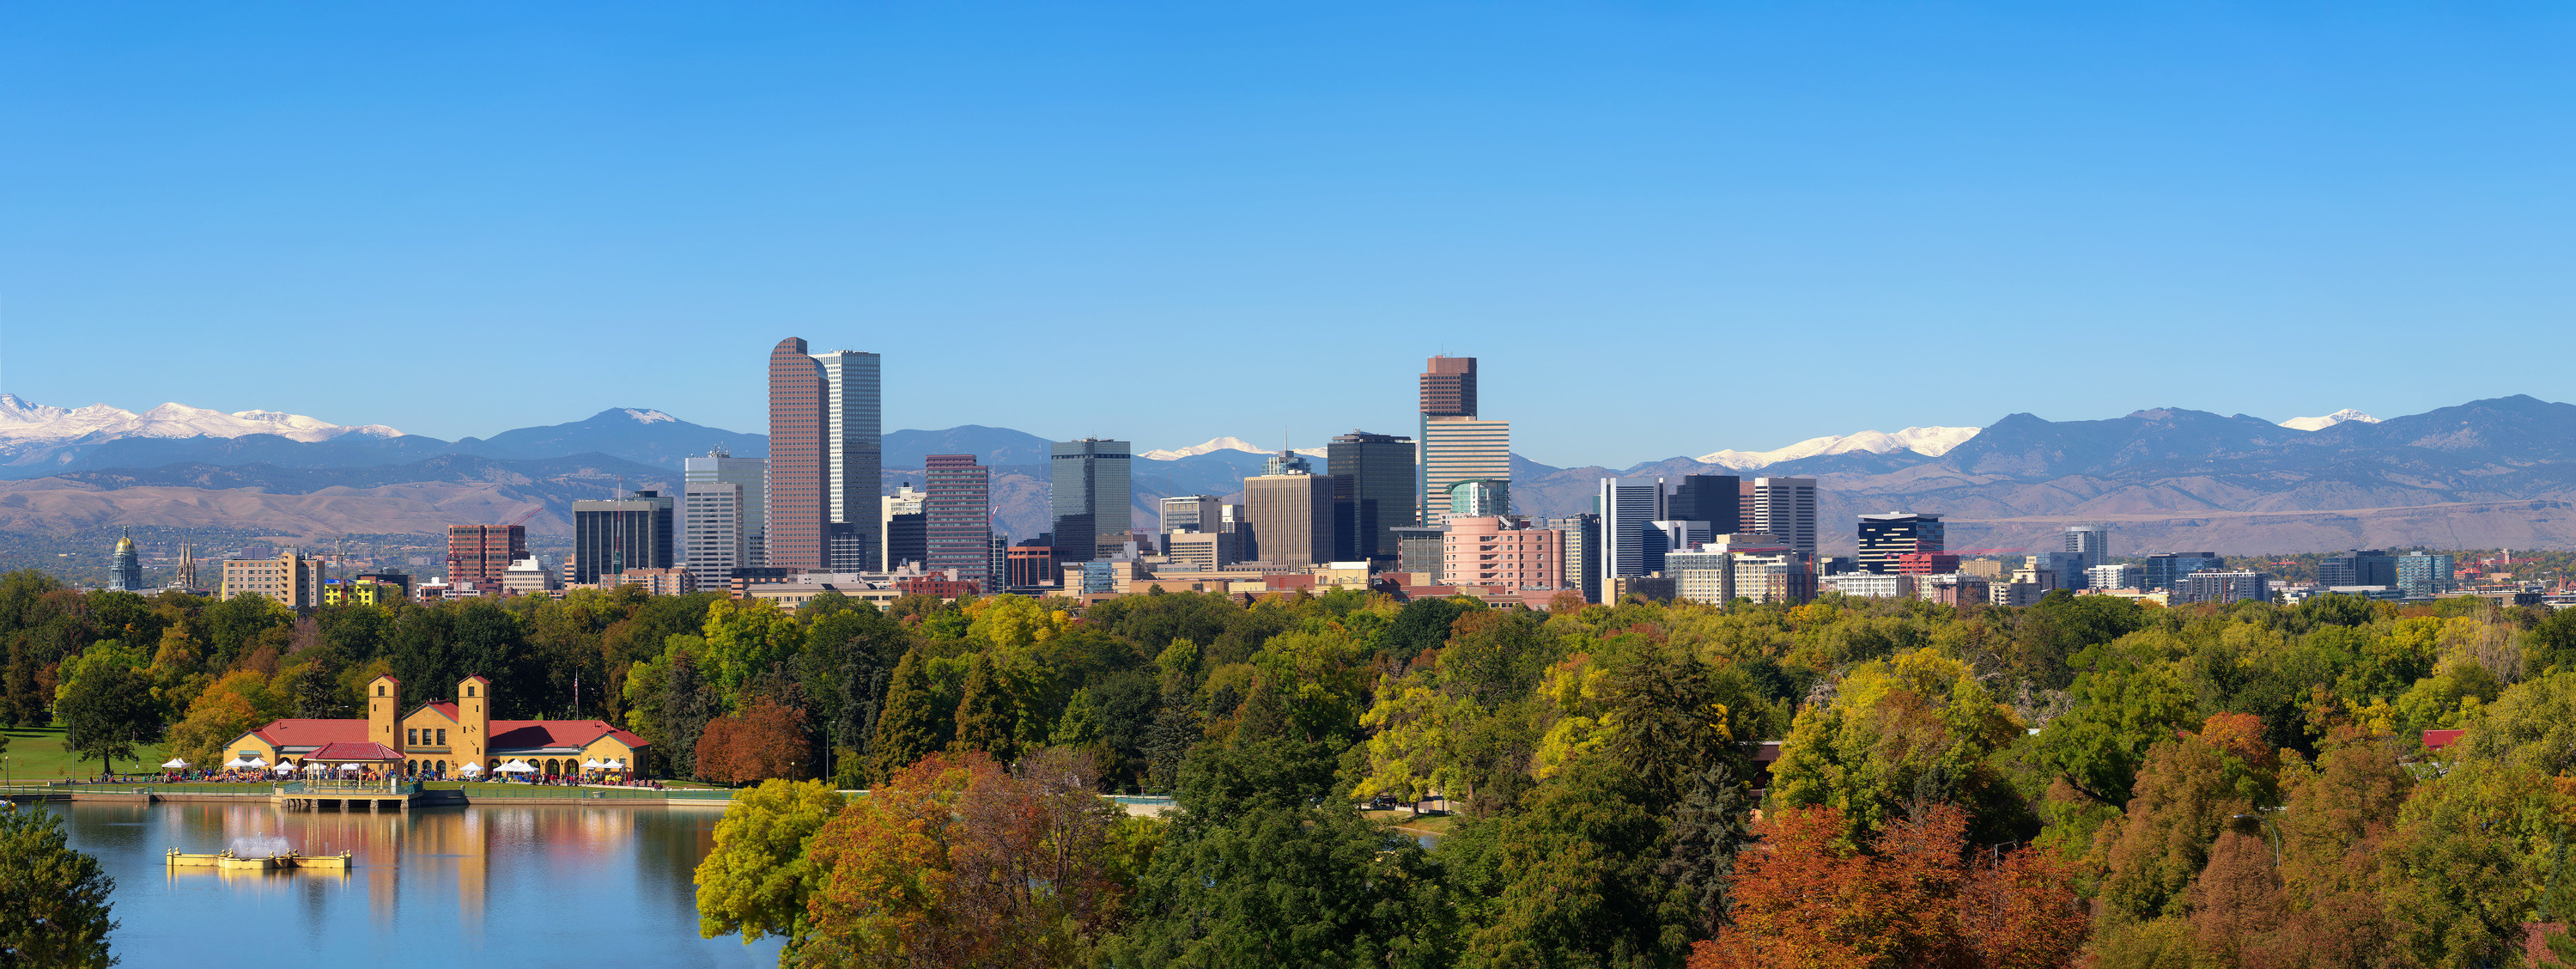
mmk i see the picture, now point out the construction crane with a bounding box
[505,507,541,528]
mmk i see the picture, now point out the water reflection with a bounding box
[41,801,782,968]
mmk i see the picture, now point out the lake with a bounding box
[33,800,787,969]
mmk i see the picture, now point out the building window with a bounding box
[407,728,417,745]
[437,728,447,746]
[467,685,477,698]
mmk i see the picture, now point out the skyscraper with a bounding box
[685,446,767,567]
[812,350,883,571]
[924,454,991,588]
[1856,512,1944,575]
[682,481,744,588]
[1244,462,1334,567]
[1050,438,1132,564]
[1419,357,1509,528]
[2063,525,2110,579]
[572,491,677,585]
[766,338,828,570]
[1668,475,1741,533]
[1752,478,1819,556]
[1328,430,1416,562]
[1597,477,1668,594]
[1545,513,1602,603]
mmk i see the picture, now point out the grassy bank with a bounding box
[1,726,173,780]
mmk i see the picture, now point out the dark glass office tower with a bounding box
[1328,430,1416,562]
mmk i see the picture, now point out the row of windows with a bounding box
[406,728,448,747]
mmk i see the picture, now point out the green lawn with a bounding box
[1,726,173,781]
[1364,808,1460,838]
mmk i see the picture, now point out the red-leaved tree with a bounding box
[1691,804,2087,969]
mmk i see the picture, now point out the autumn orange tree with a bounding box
[1691,803,2086,969]
[801,747,1131,968]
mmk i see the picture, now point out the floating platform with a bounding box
[167,850,354,871]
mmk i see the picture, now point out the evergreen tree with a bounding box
[0,807,118,969]
[1139,680,1201,793]
[868,645,951,782]
[1658,762,1755,936]
[951,652,1018,761]
[1050,686,1105,748]
[2,637,39,728]
[1231,673,1290,747]
[662,647,715,779]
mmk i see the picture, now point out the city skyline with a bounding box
[9,5,2576,466]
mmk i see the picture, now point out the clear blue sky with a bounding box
[5,3,2573,467]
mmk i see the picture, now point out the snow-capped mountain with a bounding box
[2278,409,2380,431]
[1693,426,1980,470]
[1141,436,1325,460]
[0,394,402,444]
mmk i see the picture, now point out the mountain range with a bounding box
[0,394,2565,553]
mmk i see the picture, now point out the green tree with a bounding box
[1449,758,1683,968]
[868,646,951,783]
[1106,740,1450,968]
[59,662,157,777]
[0,806,118,968]
[949,652,1018,760]
[1768,647,2026,846]
[692,778,848,958]
[2033,645,2197,807]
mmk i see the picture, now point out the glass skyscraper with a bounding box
[1050,438,1132,564]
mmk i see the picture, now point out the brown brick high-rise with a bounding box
[768,337,828,570]
[446,524,525,595]
[1419,355,1477,417]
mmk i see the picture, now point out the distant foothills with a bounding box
[0,393,2569,554]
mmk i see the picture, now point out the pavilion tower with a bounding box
[368,674,404,755]
[457,675,491,771]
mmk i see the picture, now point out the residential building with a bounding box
[811,349,883,572]
[1244,464,1334,567]
[1544,513,1601,603]
[2087,563,2144,590]
[1961,558,2007,580]
[220,548,326,608]
[446,524,526,594]
[924,454,992,588]
[1895,552,1963,576]
[2064,525,2111,580]
[685,447,768,567]
[2142,552,2223,591]
[571,491,676,585]
[1732,551,1815,605]
[2319,550,2398,588]
[1611,574,1676,602]
[1752,478,1819,555]
[882,483,928,570]
[1917,574,1990,606]
[322,577,403,606]
[1856,512,1943,574]
[1994,579,2052,607]
[1666,548,1734,605]
[2178,570,2273,605]
[1050,438,1132,564]
[896,572,980,599]
[1327,430,1416,562]
[1160,495,1224,535]
[1442,515,1564,588]
[2397,552,2457,599]
[1825,573,1915,599]
[1448,478,1510,519]
[767,337,829,570]
[682,481,745,589]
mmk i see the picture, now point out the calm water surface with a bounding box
[38,801,786,968]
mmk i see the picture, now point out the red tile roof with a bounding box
[248,718,369,751]
[410,701,461,722]
[2424,728,2466,751]
[306,741,408,762]
[487,720,649,753]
